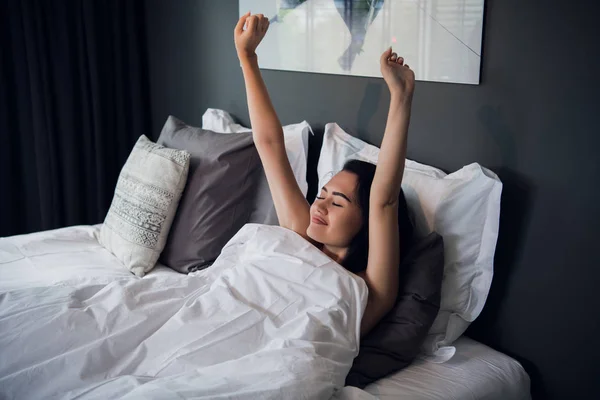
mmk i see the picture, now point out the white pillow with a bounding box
[99,135,190,277]
[317,123,502,363]
[202,108,311,196]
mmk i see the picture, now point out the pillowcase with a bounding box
[202,108,311,196]
[317,123,502,362]
[99,135,190,277]
[157,116,276,273]
[346,232,444,388]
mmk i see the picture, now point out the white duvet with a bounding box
[0,224,369,400]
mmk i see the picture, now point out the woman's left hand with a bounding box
[380,48,415,101]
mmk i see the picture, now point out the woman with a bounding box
[234,12,415,337]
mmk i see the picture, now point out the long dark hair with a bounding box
[339,159,414,274]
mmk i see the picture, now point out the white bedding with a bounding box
[0,224,133,291]
[365,337,531,400]
[0,224,369,400]
[1,224,529,400]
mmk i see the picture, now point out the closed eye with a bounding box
[321,186,350,206]
[316,196,343,208]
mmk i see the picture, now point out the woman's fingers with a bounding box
[380,47,393,64]
[254,13,264,30]
[235,11,251,35]
[259,16,269,33]
[382,48,409,66]
[247,15,257,32]
[244,13,270,34]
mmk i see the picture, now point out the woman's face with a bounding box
[306,170,364,249]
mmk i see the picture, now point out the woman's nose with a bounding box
[316,201,328,215]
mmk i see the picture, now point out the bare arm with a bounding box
[360,49,415,336]
[234,13,310,236]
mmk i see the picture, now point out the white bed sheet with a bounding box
[364,337,531,400]
[0,225,177,291]
[1,225,530,400]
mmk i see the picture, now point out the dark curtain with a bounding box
[0,0,151,236]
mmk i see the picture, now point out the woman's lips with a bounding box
[311,216,328,225]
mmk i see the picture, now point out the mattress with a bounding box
[364,336,531,400]
[0,225,531,400]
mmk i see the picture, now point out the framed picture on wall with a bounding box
[239,0,485,85]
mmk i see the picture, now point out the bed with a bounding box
[1,108,531,399]
[0,224,531,399]
[364,338,530,400]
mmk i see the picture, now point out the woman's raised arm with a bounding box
[234,13,310,236]
[360,48,415,336]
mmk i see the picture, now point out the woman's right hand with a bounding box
[234,12,270,62]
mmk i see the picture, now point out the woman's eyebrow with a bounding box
[322,186,352,203]
[333,191,352,203]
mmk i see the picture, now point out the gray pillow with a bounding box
[99,135,190,277]
[345,232,444,388]
[157,116,277,273]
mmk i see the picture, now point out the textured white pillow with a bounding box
[317,123,502,362]
[202,108,311,196]
[99,135,190,277]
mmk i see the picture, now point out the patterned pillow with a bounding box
[99,135,190,277]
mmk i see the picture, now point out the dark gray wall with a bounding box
[144,1,600,398]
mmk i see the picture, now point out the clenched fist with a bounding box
[234,12,270,62]
[380,48,415,100]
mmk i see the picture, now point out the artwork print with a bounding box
[239,0,485,85]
